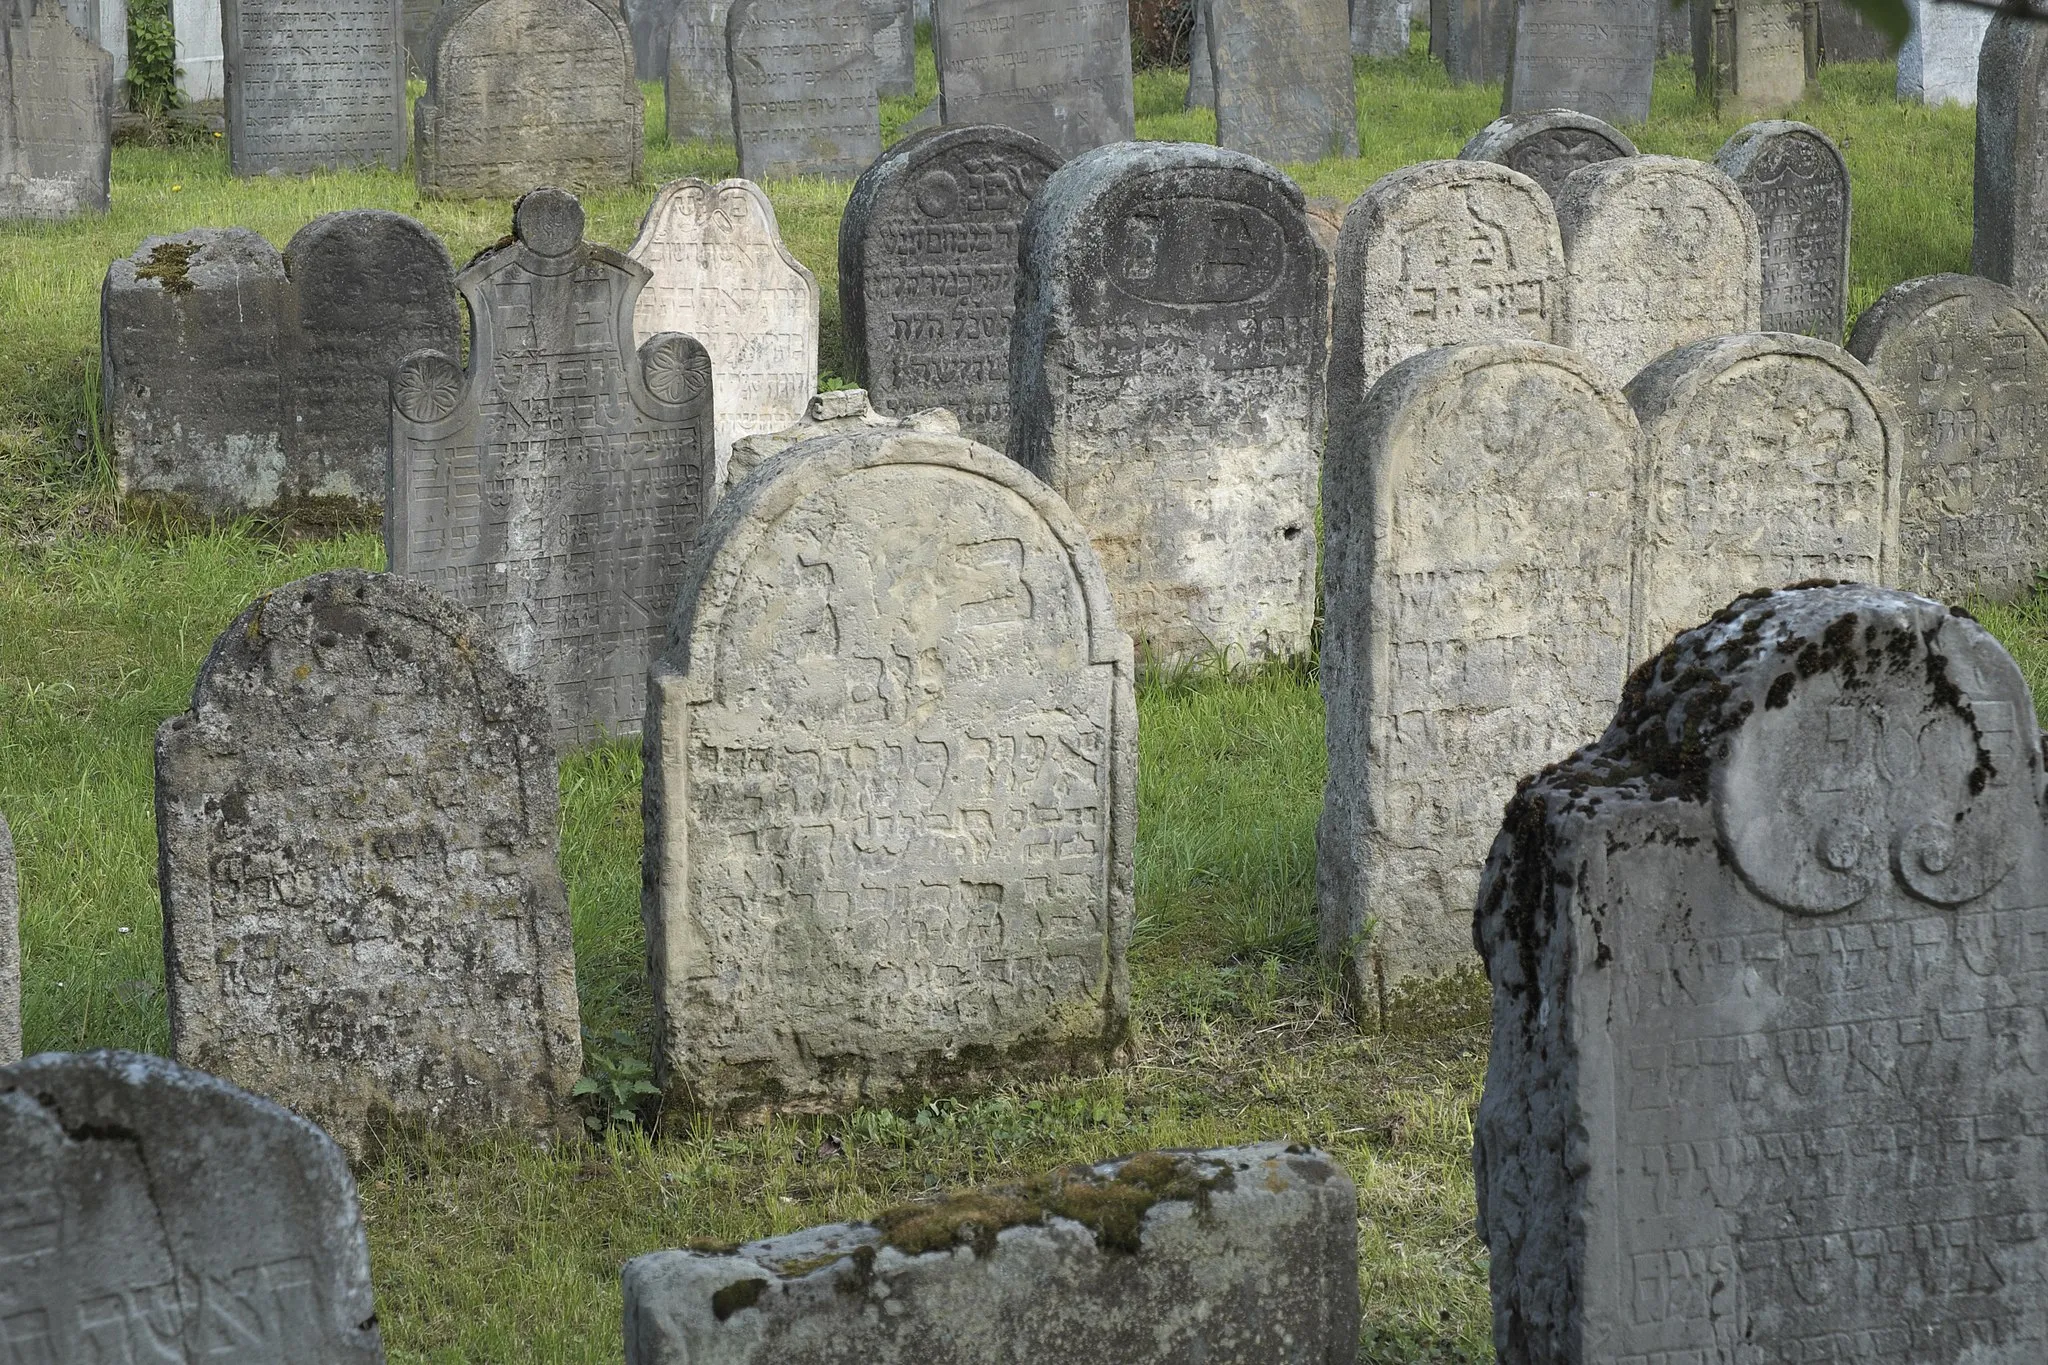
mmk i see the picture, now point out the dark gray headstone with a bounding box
[870,0,914,96]
[1817,0,1890,60]
[727,0,879,181]
[401,0,439,76]
[1354,0,1414,54]
[934,0,1134,159]
[840,123,1062,446]
[664,0,733,142]
[0,1051,386,1360]
[0,813,15,1066]
[1657,0,1691,54]
[1441,0,1513,82]
[1503,0,1657,124]
[1205,0,1358,164]
[222,0,405,174]
[1458,108,1639,202]
[387,189,715,744]
[1184,0,1210,107]
[626,0,680,79]
[1,1,114,220]
[1973,12,2048,316]
[1716,120,1848,339]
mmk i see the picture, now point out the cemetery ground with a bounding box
[0,35,2011,1365]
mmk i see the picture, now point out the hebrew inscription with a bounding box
[933,0,1135,159]
[223,0,405,174]
[727,0,879,181]
[1718,120,1849,340]
[1504,0,1658,124]
[0,2,114,220]
[1973,12,2048,315]
[1458,109,1639,202]
[664,0,732,141]
[1203,0,1359,165]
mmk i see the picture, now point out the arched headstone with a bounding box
[1204,0,1359,165]
[1716,120,1850,340]
[933,0,1134,159]
[1458,108,1638,203]
[727,0,879,181]
[1,1,113,220]
[1973,12,2048,315]
[222,0,405,174]
[663,0,731,142]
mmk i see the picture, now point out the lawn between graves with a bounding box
[0,40,2013,1365]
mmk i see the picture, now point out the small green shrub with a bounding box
[124,0,182,117]
[572,1028,661,1133]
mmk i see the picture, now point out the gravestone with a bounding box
[1,0,114,220]
[59,0,124,74]
[1476,583,2048,1365]
[727,0,879,181]
[664,0,732,142]
[1897,0,1989,105]
[1441,0,1513,83]
[1458,109,1638,203]
[413,0,643,197]
[840,124,1062,447]
[933,0,1135,159]
[1817,0,1890,60]
[644,428,1134,1111]
[1555,154,1762,382]
[1658,0,1690,54]
[622,1143,1358,1364]
[872,0,915,96]
[0,814,15,1066]
[1011,141,1326,665]
[0,1050,385,1363]
[1204,0,1359,165]
[1850,273,2048,603]
[388,189,714,744]
[629,176,819,491]
[222,0,405,174]
[1974,13,2048,315]
[1716,120,1848,339]
[158,570,583,1155]
[1319,340,1638,1009]
[173,0,224,98]
[1185,0,1209,108]
[1355,0,1415,55]
[726,386,960,485]
[1503,0,1657,124]
[1694,0,1812,116]
[1627,333,1898,654]
[625,0,680,79]
[401,0,439,75]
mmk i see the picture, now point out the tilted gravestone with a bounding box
[1503,0,1656,124]
[1,0,114,221]
[840,124,1062,447]
[644,429,1134,1112]
[0,813,16,1066]
[933,0,1134,160]
[727,0,879,181]
[1716,120,1849,340]
[1204,0,1359,165]
[629,176,819,491]
[1475,583,2048,1365]
[1850,273,2048,603]
[871,0,915,96]
[726,386,960,486]
[1011,141,1326,666]
[1458,109,1638,204]
[664,0,732,142]
[1974,12,2048,316]
[413,0,643,197]
[625,0,679,79]
[0,1050,385,1362]
[1693,0,1812,117]
[1441,0,1513,84]
[389,190,714,744]
[1897,0,1989,105]
[222,0,405,174]
[1555,154,1762,382]
[157,570,583,1155]
[1355,0,1414,55]
[622,1143,1358,1364]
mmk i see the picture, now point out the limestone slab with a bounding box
[0,813,15,1066]
[1973,12,2048,316]
[223,0,405,174]
[1457,109,1638,204]
[872,0,915,96]
[1,2,113,220]
[1503,0,1657,124]
[1204,0,1359,165]
[933,0,1134,160]
[665,0,733,141]
[173,0,224,99]
[727,0,879,181]
[1897,0,1988,104]
[1716,120,1849,339]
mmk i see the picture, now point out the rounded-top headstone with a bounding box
[1458,108,1639,203]
[1715,120,1850,340]
[516,186,586,257]
[1972,10,2048,314]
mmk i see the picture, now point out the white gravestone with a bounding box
[1897,0,1990,105]
[174,0,225,99]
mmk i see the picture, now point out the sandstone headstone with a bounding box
[1817,0,1890,60]
[625,0,680,79]
[726,386,960,485]
[414,0,643,197]
[644,429,1134,1111]
[1355,0,1415,55]
[0,1050,384,1362]
[0,814,16,1066]
[1458,109,1638,204]
[1694,0,1813,116]
[402,0,439,75]
[664,0,732,142]
[1441,0,1513,83]
[1012,142,1326,665]
[840,124,1062,446]
[1185,0,1210,108]
[1204,0,1358,165]
[1973,12,2048,315]
[1849,273,2048,603]
[59,0,124,75]
[222,0,405,174]
[1475,583,2048,1365]
[157,570,582,1154]
[1897,0,1988,105]
[727,0,879,181]
[933,0,1134,160]
[1555,154,1762,382]
[629,176,819,491]
[388,189,713,744]
[622,1143,1358,1364]
[1503,0,1657,124]
[871,0,915,97]
[1716,120,1848,339]
[1,0,114,220]
[173,0,224,98]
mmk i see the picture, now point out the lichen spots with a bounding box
[875,1151,1230,1258]
[710,1277,768,1321]
[137,241,199,295]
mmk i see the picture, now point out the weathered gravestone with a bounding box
[0,1050,385,1362]
[625,0,679,79]
[173,0,224,98]
[840,124,1062,447]
[1012,141,1326,665]
[664,0,732,142]
[401,0,439,75]
[630,176,819,491]
[726,386,959,485]
[58,0,124,75]
[1693,0,1813,116]
[1184,0,1210,108]
[413,0,643,197]
[622,1142,1358,1365]
[1716,120,1849,339]
[0,813,16,1066]
[1555,154,1762,382]
[1658,0,1691,55]
[1897,0,1988,105]
[1458,109,1638,204]
[1,0,114,221]
[872,0,915,96]
[1974,12,2048,316]
[1355,0,1415,55]
[1475,583,2048,1365]
[1850,273,2048,603]
[1319,340,1638,1010]
[157,570,583,1155]
[389,189,714,744]
[644,429,1134,1112]
[1503,0,1657,125]
[1441,0,1514,83]
[1817,0,1890,60]
[727,0,879,181]
[1204,0,1359,165]
[933,0,1135,160]
[222,0,405,174]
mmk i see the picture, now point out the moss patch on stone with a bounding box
[137,241,199,294]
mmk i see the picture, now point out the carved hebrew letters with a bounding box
[223,0,405,174]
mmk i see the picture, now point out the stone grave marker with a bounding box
[388,189,714,744]
[1,0,114,220]
[727,0,878,181]
[726,386,959,485]
[414,0,643,197]
[1850,273,2048,603]
[933,0,1134,159]
[1898,0,1988,105]
[1503,0,1657,124]
[839,124,1063,447]
[1817,0,1890,60]
[1204,0,1358,165]
[222,0,405,174]
[1476,583,2048,1365]
[1355,0,1415,55]
[1555,154,1761,382]
[1458,109,1638,204]
[173,0,224,98]
[1973,12,2048,315]
[1185,0,1209,108]
[1441,0,1513,83]
[1716,120,1848,339]
[157,570,583,1154]
[0,813,15,1066]
[629,176,819,491]
[0,1050,385,1362]
[872,0,915,96]
[625,0,680,79]
[1658,0,1690,54]
[1012,141,1326,665]
[59,0,125,75]
[622,1143,1358,1364]
[402,0,439,75]
[664,0,732,142]
[1694,0,1813,116]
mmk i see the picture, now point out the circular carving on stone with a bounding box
[515,188,585,259]
[915,168,961,219]
[393,353,465,424]
[643,336,711,406]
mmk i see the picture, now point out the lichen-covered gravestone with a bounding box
[222,0,405,174]
[622,1143,1358,1365]
[644,429,1134,1112]
[727,0,879,181]
[157,570,583,1154]
[1716,120,1849,339]
[1556,154,1761,382]
[1503,0,1657,124]
[839,124,1063,447]
[1,0,114,220]
[933,0,1135,159]
[0,1051,385,1362]
[1012,141,1326,665]
[664,0,731,142]
[0,813,16,1066]
[1203,0,1359,165]
[1850,273,2048,603]
[413,0,643,197]
[1897,0,1988,105]
[1457,109,1638,203]
[1693,0,1811,116]
[1973,12,2048,315]
[389,189,714,744]
[1475,583,2048,1365]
